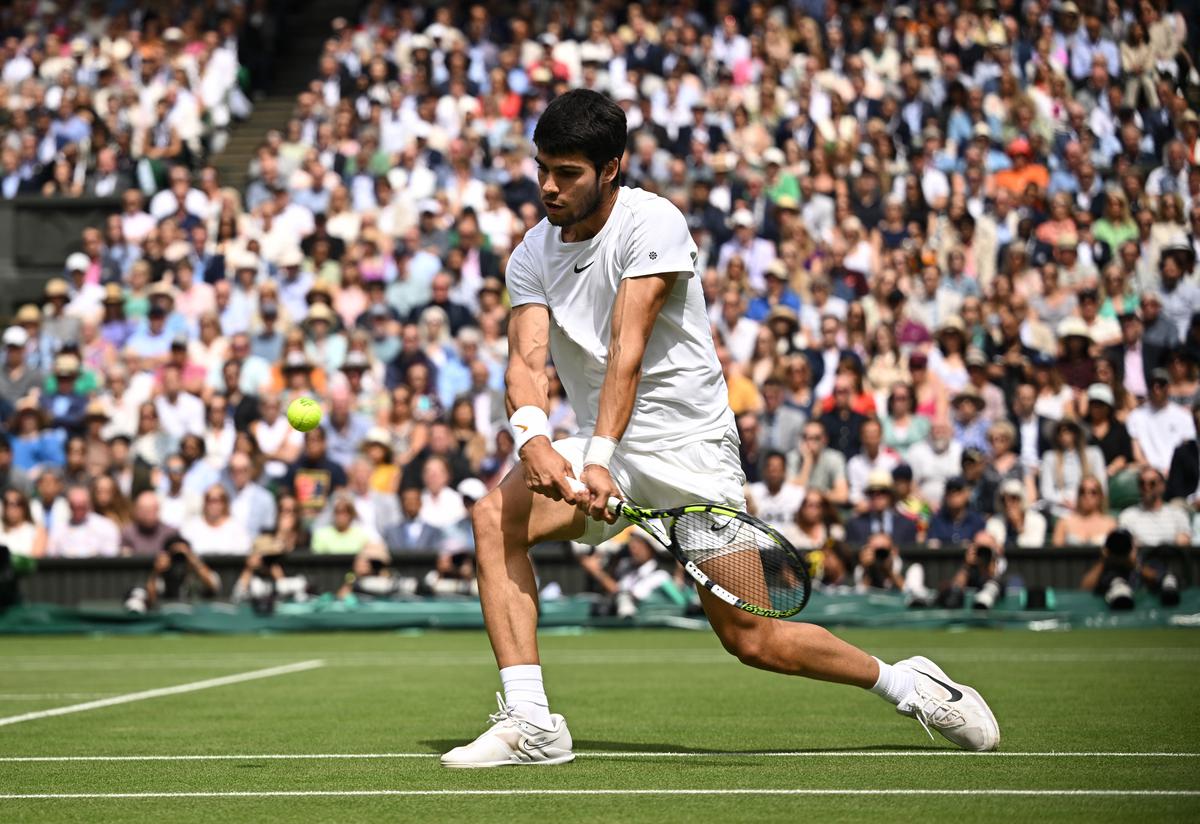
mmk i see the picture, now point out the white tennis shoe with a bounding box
[893,655,1000,752]
[440,693,575,768]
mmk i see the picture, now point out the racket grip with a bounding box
[564,476,622,513]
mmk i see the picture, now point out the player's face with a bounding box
[535,151,611,228]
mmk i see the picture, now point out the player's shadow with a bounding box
[420,739,941,754]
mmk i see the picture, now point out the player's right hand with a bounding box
[519,438,579,503]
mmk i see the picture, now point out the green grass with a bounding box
[0,628,1198,823]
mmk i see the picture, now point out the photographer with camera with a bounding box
[853,534,905,593]
[1080,528,1171,611]
[948,532,1006,611]
[126,535,220,613]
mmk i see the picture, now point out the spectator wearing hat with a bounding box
[1128,368,1196,475]
[276,247,315,323]
[41,354,87,434]
[926,476,987,548]
[1077,286,1121,346]
[845,470,918,548]
[717,208,777,292]
[1055,316,1098,390]
[991,137,1048,196]
[745,260,801,323]
[41,278,80,356]
[63,252,105,320]
[951,386,990,454]
[0,326,41,411]
[303,301,348,374]
[99,284,134,349]
[985,478,1048,549]
[1083,383,1134,478]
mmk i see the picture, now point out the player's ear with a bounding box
[602,156,620,189]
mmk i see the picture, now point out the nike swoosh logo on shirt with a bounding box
[573,261,594,273]
[513,424,528,433]
[915,669,963,702]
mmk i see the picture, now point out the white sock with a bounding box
[499,664,552,728]
[869,657,915,705]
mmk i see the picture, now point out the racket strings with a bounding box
[671,510,808,614]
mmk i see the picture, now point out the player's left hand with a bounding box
[580,465,620,524]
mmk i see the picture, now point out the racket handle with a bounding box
[564,476,622,513]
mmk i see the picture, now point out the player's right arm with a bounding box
[506,303,579,503]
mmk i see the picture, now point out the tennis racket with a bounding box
[565,477,811,618]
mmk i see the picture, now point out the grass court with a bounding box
[1,627,1198,823]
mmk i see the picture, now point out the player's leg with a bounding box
[695,574,878,684]
[442,448,591,768]
[474,463,584,670]
[697,576,999,751]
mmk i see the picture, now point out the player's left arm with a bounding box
[580,272,679,522]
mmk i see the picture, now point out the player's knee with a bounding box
[718,624,775,670]
[472,490,501,533]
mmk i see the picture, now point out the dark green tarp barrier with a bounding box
[0,590,1197,635]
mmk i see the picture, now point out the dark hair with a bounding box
[763,450,787,466]
[533,89,626,178]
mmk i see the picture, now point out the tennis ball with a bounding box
[287,397,323,432]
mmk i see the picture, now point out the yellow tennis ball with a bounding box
[287,397,323,432]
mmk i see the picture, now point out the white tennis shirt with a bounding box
[506,186,734,450]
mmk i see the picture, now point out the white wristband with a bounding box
[583,435,618,469]
[510,405,550,452]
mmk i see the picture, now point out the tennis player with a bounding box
[441,90,999,768]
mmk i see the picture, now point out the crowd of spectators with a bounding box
[1,1,1198,609]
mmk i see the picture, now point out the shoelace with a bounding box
[487,692,517,726]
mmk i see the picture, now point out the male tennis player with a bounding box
[441,90,999,768]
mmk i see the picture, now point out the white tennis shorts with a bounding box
[553,428,746,545]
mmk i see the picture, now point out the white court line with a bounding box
[2,789,1198,800]
[0,660,324,728]
[3,647,1198,671]
[1,750,1196,762]
[0,694,114,701]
